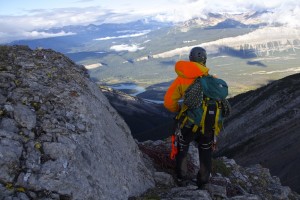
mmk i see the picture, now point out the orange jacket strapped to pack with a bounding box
[170,134,178,160]
[164,61,209,113]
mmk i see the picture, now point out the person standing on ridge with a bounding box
[164,47,230,189]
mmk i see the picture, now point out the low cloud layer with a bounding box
[94,30,150,41]
[110,44,144,52]
[0,0,300,43]
[0,30,75,44]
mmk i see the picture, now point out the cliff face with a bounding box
[217,73,300,193]
[0,46,154,200]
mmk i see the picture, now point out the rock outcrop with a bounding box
[0,45,154,200]
[217,73,300,193]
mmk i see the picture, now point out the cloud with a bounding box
[152,0,300,27]
[94,30,151,41]
[110,44,144,52]
[1,7,110,29]
[84,63,102,69]
[0,30,75,44]
[1,0,300,43]
[24,31,76,39]
[260,3,300,28]
[0,6,135,43]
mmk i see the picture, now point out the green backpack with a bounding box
[176,75,231,135]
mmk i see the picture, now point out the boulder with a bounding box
[0,45,154,200]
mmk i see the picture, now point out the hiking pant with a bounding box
[175,126,214,187]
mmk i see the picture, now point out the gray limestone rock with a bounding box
[0,130,23,182]
[4,104,14,112]
[204,183,227,199]
[0,118,19,133]
[0,93,7,104]
[13,103,36,130]
[154,172,175,186]
[162,186,212,200]
[228,194,261,200]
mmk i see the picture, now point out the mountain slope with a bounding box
[100,86,173,141]
[217,73,300,193]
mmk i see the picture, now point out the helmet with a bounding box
[189,47,207,65]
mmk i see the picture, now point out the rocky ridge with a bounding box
[0,45,154,200]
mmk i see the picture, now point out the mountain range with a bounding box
[9,11,300,99]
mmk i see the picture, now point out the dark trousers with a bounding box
[175,126,214,187]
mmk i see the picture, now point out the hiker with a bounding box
[164,47,230,188]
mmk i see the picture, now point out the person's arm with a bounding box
[164,78,183,113]
[221,99,231,117]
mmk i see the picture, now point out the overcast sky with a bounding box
[0,0,299,43]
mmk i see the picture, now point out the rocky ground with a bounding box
[134,140,300,200]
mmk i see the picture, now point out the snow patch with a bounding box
[84,63,102,69]
[94,30,151,41]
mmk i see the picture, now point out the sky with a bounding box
[0,0,300,43]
